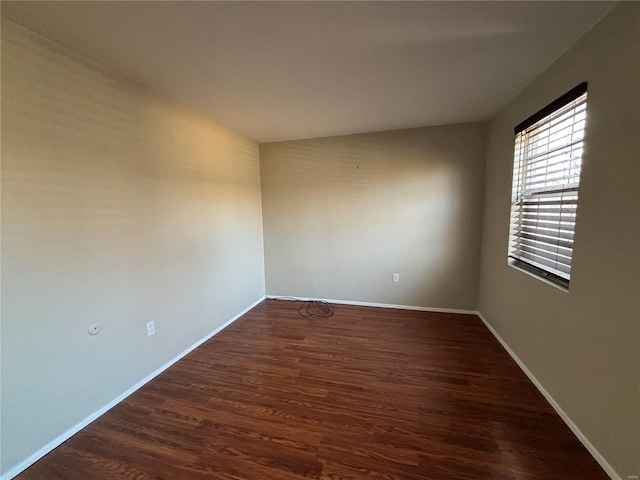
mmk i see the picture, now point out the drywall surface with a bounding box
[478,3,639,477]
[1,19,265,474]
[261,123,486,310]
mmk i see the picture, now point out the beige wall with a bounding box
[260,124,486,310]
[1,20,265,474]
[478,3,639,478]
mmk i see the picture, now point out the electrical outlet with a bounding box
[392,273,400,283]
[146,321,155,336]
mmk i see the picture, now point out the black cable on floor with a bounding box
[272,297,335,318]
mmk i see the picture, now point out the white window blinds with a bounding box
[508,83,588,286]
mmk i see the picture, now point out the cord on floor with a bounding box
[272,297,335,318]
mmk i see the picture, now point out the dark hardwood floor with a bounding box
[17,300,608,479]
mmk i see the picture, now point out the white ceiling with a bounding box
[2,1,615,143]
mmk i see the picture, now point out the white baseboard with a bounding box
[265,295,477,315]
[1,296,266,480]
[476,311,621,480]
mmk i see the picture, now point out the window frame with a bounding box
[507,82,588,289]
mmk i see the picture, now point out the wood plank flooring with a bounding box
[17,300,608,479]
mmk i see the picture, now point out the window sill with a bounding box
[507,259,569,292]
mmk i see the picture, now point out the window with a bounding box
[508,83,588,288]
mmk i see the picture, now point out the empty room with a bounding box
[1,1,638,479]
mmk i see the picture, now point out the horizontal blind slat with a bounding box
[519,225,575,241]
[512,238,574,260]
[514,246,573,268]
[517,232,574,249]
[512,252,572,276]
